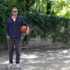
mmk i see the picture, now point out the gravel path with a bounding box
[0,49,70,70]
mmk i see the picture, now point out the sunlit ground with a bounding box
[0,49,70,70]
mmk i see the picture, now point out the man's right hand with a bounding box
[7,35,9,39]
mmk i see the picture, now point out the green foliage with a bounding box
[22,12,70,43]
[0,0,70,18]
[0,0,35,11]
[0,8,70,49]
[51,0,70,18]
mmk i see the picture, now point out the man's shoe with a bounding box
[6,64,13,69]
[15,64,21,69]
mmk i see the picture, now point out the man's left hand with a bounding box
[26,27,29,35]
[26,30,29,35]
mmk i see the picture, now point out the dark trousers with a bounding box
[8,38,21,64]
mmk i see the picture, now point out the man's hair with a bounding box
[12,7,18,11]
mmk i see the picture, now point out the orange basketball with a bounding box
[20,26,27,33]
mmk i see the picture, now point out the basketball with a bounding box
[20,26,27,33]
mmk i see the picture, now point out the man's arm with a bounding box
[26,26,29,35]
[6,19,9,39]
[21,17,29,35]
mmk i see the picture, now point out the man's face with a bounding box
[12,9,18,16]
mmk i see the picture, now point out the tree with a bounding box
[0,0,70,18]
[51,0,70,18]
[0,0,35,11]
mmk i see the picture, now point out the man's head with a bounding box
[12,7,18,16]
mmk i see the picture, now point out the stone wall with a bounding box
[21,27,70,49]
[22,34,70,49]
[0,34,70,50]
[0,26,70,50]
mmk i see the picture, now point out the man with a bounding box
[6,7,29,69]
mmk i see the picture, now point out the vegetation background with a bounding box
[0,0,70,49]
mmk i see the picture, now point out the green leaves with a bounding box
[0,8,70,49]
[51,0,70,18]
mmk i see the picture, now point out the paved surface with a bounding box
[0,49,70,70]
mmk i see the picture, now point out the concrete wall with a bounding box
[0,26,70,50]
[22,26,70,49]
[23,34,70,49]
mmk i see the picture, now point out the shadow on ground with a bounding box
[0,49,70,70]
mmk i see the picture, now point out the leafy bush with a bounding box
[0,8,70,49]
